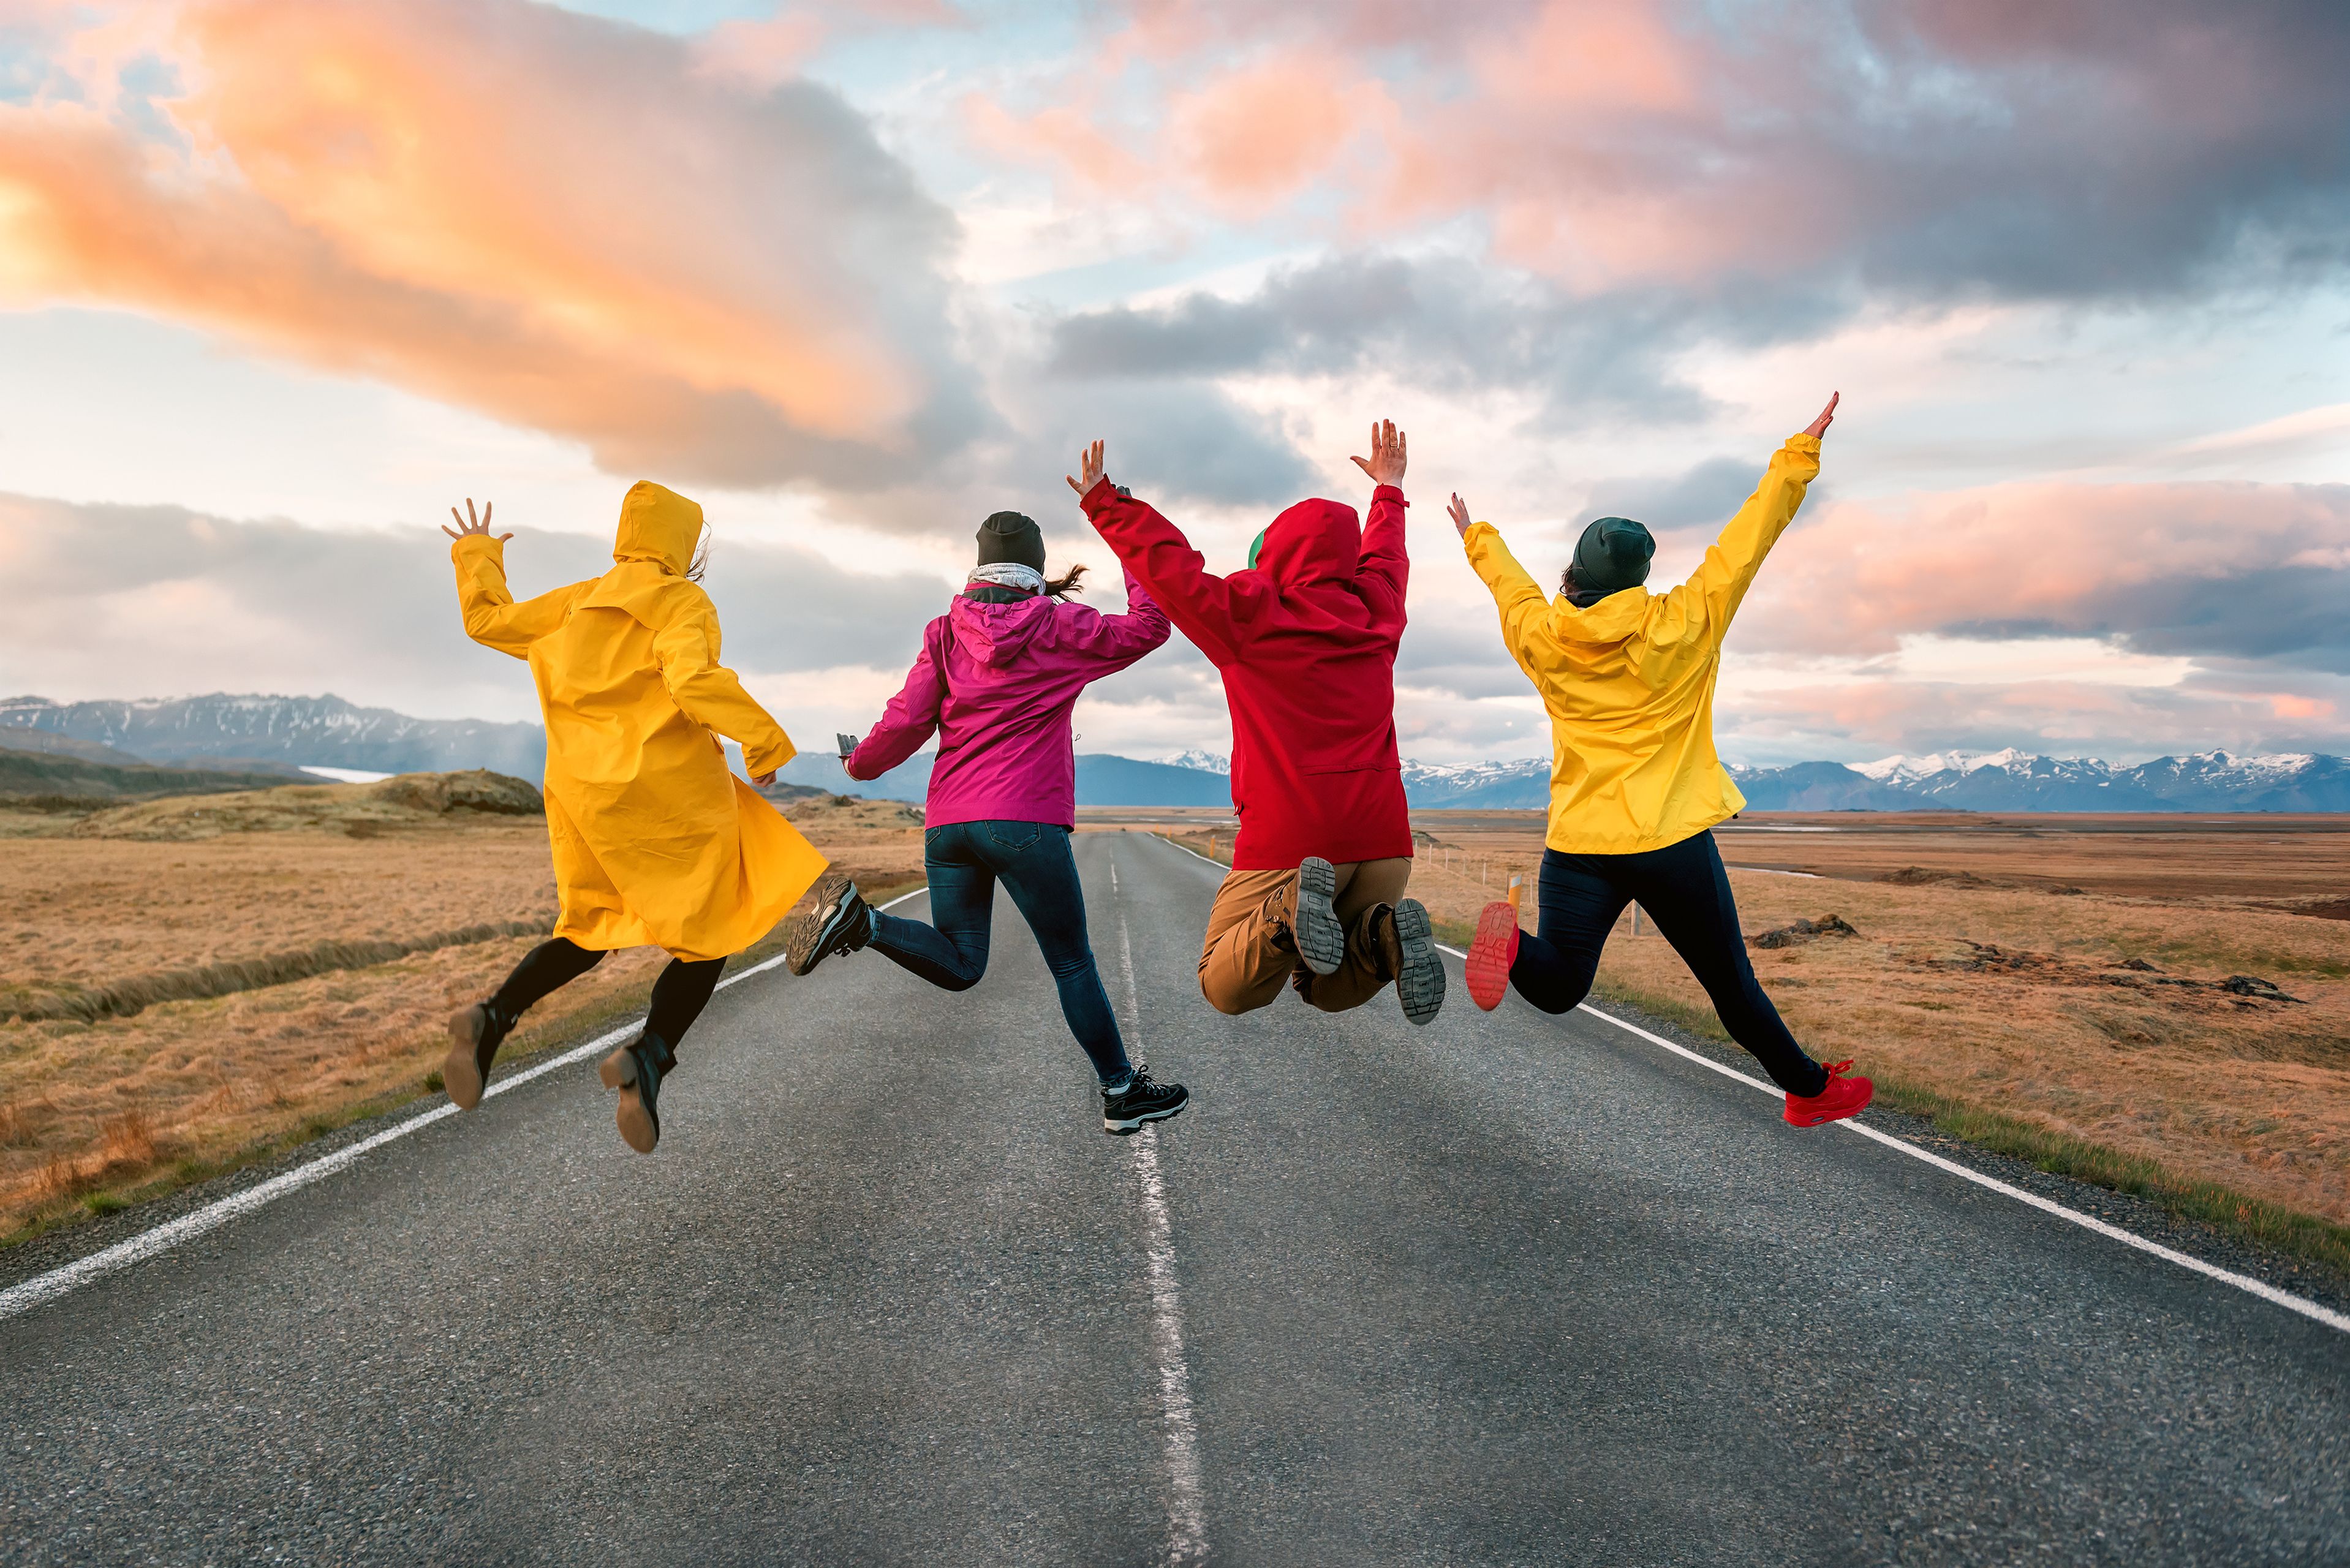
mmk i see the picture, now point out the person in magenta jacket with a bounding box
[1070,423,1445,1027]
[783,509,1190,1136]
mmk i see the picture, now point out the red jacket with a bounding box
[1082,478,1413,869]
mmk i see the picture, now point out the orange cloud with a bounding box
[0,0,972,486]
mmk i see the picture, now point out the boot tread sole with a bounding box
[1391,899,1446,1025]
[1293,857,1345,977]
[443,1007,489,1111]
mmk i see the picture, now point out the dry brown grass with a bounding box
[0,780,925,1242]
[1114,809,2350,1251]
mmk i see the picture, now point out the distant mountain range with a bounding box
[1163,747,2350,813]
[6,695,2344,812]
[0,694,543,778]
[1729,748,2350,813]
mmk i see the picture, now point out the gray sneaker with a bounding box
[1292,857,1345,976]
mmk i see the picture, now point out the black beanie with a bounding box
[977,510,1046,571]
[1570,516,1655,595]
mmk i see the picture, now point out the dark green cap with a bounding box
[1571,516,1655,594]
[977,510,1045,571]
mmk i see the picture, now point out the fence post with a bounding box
[1507,872,1525,912]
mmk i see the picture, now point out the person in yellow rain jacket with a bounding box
[1449,394,1873,1130]
[439,482,829,1153]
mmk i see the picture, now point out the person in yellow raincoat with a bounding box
[440,482,829,1152]
[1449,393,1875,1131]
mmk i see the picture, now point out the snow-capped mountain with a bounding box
[1851,748,2031,782]
[1399,758,1552,809]
[1731,750,2350,812]
[0,694,545,777]
[1162,749,1231,775]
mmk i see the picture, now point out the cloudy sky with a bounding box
[3,0,2348,766]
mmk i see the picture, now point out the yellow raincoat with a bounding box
[450,481,828,961]
[1463,433,1821,856]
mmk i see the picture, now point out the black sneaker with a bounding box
[1291,857,1344,977]
[599,1031,677,1154]
[1102,1063,1190,1136]
[1390,899,1445,1026]
[444,1000,518,1110]
[785,872,874,976]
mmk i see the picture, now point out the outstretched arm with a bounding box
[1070,439,1256,666]
[650,598,796,783]
[847,627,945,780]
[1454,497,1562,682]
[1052,564,1173,669]
[445,499,588,659]
[1351,419,1410,624]
[1679,392,1837,628]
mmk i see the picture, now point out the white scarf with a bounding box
[967,562,1046,595]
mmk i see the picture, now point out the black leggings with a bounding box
[489,938,727,1047]
[1507,831,1827,1096]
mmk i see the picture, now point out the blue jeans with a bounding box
[866,821,1132,1086]
[1507,829,1827,1096]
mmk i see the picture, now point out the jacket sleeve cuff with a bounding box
[1373,483,1407,506]
[744,734,795,777]
[450,534,503,564]
[1079,476,1120,518]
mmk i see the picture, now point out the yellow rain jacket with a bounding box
[1462,433,1821,856]
[450,481,828,961]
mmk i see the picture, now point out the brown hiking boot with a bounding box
[599,1032,677,1154]
[444,1001,516,1110]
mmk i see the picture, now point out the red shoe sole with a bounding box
[1784,1076,1874,1126]
[1465,902,1519,1012]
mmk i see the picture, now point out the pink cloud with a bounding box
[1736,480,2350,659]
[985,0,2350,299]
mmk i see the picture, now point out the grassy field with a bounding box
[0,775,926,1243]
[1097,808,2350,1274]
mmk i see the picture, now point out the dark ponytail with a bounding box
[1044,564,1089,600]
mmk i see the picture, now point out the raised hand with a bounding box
[440,497,511,543]
[1446,493,1474,538]
[1350,420,1407,488]
[1804,391,1839,440]
[1064,439,1108,497]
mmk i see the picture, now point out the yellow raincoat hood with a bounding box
[448,483,826,961]
[613,481,703,575]
[1464,433,1820,855]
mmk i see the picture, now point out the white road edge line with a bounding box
[1155,834,1225,870]
[1433,940,2350,1338]
[1112,853,1209,1565]
[0,888,932,1324]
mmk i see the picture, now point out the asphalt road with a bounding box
[1,831,2344,1566]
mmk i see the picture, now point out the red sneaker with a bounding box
[1465,902,1521,1011]
[1783,1060,1873,1127]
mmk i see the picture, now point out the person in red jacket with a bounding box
[1070,421,1445,1025]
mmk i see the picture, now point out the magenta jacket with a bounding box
[847,567,1171,827]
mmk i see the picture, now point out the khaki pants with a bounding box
[1198,858,1413,1016]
